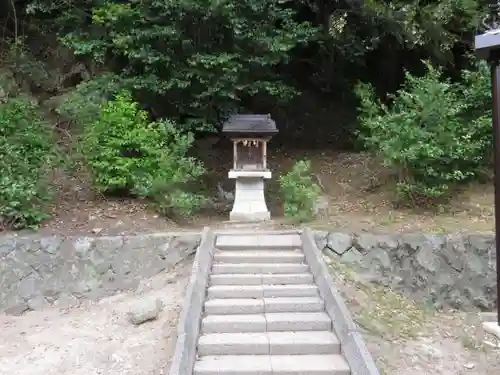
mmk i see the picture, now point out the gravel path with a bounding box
[0,261,190,375]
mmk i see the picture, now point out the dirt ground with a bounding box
[23,148,494,237]
[0,260,191,375]
[326,256,500,375]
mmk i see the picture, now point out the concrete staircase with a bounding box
[169,229,379,375]
[193,235,351,375]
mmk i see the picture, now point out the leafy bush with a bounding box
[355,61,492,203]
[279,160,321,222]
[0,97,57,229]
[154,190,206,218]
[55,74,123,127]
[81,90,205,217]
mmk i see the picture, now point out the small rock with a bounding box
[415,246,440,273]
[27,296,49,310]
[464,363,475,370]
[5,302,29,316]
[216,182,234,202]
[324,233,353,255]
[74,237,93,255]
[18,274,41,300]
[165,274,178,284]
[313,195,329,216]
[92,228,103,234]
[127,298,163,325]
[55,293,80,308]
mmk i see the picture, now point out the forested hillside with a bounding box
[0,0,495,233]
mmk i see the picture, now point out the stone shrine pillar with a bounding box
[221,114,278,221]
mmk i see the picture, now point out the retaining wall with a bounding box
[1,229,497,315]
[0,232,200,315]
[315,231,497,310]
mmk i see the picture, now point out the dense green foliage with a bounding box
[29,0,317,130]
[0,0,496,229]
[23,0,486,128]
[56,74,123,127]
[0,96,58,228]
[279,160,321,222]
[81,91,205,216]
[355,61,491,203]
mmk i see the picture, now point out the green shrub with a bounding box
[81,90,206,217]
[355,61,492,203]
[279,160,321,222]
[55,74,123,127]
[154,190,206,218]
[0,97,57,229]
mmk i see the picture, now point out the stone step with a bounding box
[198,331,340,356]
[204,297,325,315]
[207,284,318,299]
[211,263,309,274]
[194,354,350,375]
[205,298,265,315]
[214,250,304,263]
[201,312,331,333]
[264,297,325,313]
[266,312,332,331]
[198,332,268,355]
[202,314,266,333]
[210,273,314,286]
[267,331,340,355]
[262,285,320,298]
[216,234,301,250]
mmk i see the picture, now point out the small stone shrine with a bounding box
[222,114,278,221]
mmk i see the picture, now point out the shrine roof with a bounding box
[222,114,278,135]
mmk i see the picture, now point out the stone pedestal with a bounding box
[228,170,271,221]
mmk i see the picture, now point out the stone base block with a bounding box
[230,211,270,222]
[228,170,271,222]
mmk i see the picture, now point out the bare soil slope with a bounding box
[327,257,500,375]
[35,147,494,236]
